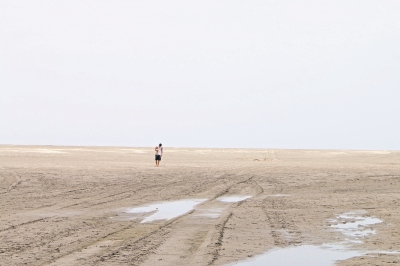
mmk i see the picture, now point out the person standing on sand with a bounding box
[155,143,163,167]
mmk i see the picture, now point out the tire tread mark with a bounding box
[207,212,233,266]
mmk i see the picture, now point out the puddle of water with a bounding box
[126,199,206,223]
[229,245,362,266]
[231,211,391,265]
[330,212,382,238]
[368,250,400,255]
[217,196,252,203]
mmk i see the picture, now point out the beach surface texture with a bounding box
[0,146,399,265]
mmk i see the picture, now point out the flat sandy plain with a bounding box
[0,145,399,266]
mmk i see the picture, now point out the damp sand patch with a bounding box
[217,196,252,203]
[124,199,206,223]
[194,208,225,218]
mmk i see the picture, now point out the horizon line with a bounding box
[0,144,398,152]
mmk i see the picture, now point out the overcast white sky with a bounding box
[1,1,399,149]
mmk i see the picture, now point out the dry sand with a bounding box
[0,145,399,265]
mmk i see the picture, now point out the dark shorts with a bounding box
[155,155,161,161]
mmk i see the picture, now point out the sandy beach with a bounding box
[0,145,399,265]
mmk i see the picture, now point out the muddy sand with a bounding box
[0,145,399,265]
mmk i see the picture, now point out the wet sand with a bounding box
[0,145,399,265]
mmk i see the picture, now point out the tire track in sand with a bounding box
[137,176,260,266]
[63,176,255,266]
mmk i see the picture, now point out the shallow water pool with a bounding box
[229,245,362,266]
[126,199,206,223]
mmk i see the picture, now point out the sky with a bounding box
[1,0,400,149]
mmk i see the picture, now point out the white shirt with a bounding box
[157,147,163,155]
